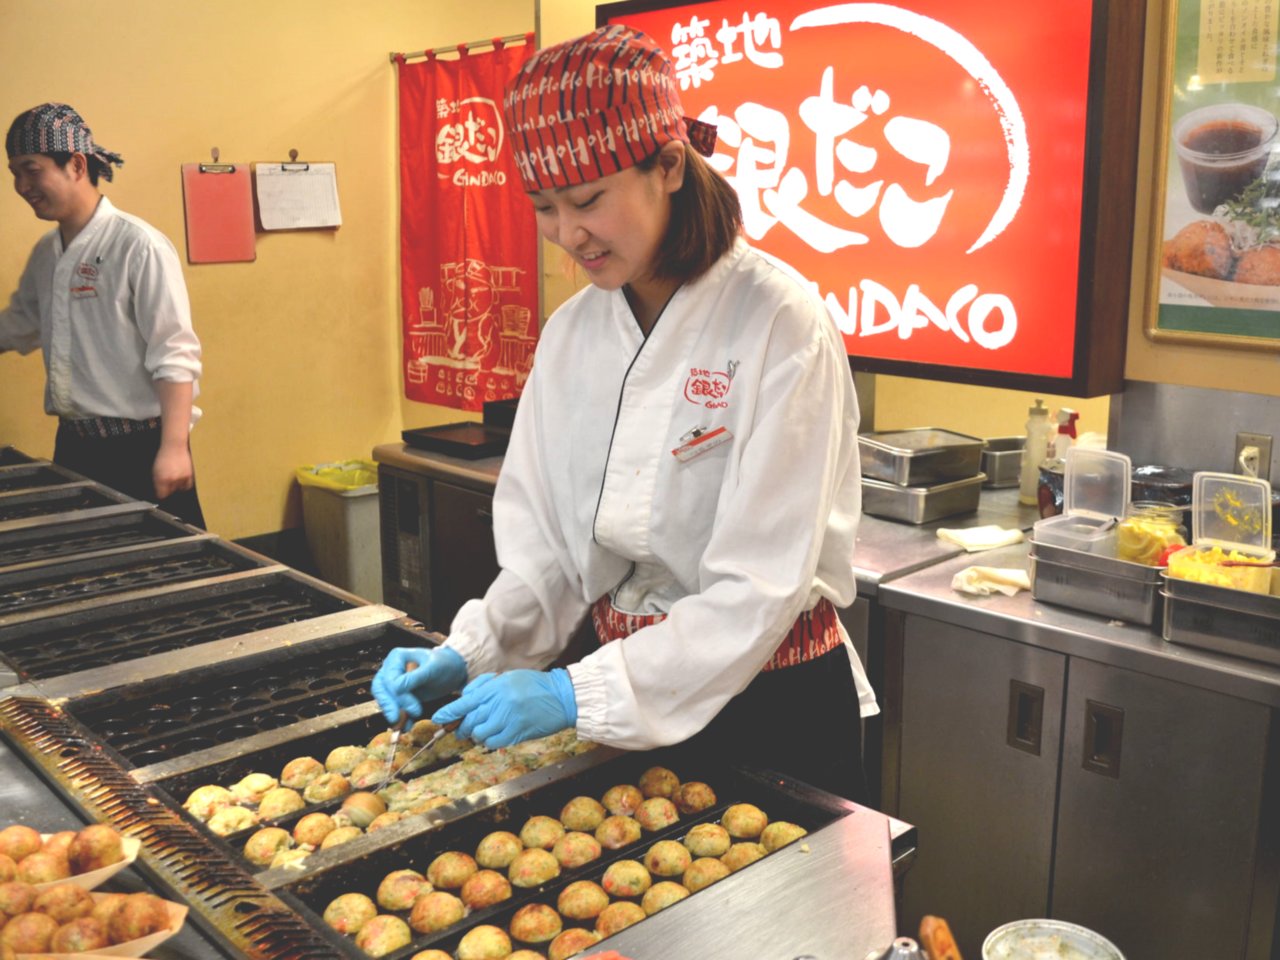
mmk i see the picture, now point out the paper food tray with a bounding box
[16,895,188,959]
[33,835,141,892]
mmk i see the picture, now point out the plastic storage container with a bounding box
[1032,448,1131,554]
[295,460,382,601]
[1166,471,1275,593]
[1116,501,1187,566]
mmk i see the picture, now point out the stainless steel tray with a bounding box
[981,436,1024,488]
[859,428,986,486]
[861,473,984,524]
[1161,572,1280,665]
[1029,540,1163,628]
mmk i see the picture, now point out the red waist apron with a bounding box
[590,595,842,672]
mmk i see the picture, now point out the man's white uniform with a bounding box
[446,239,877,750]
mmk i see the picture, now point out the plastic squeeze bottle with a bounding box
[1019,399,1052,504]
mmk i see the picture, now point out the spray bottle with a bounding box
[1018,399,1052,505]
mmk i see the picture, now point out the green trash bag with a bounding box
[295,459,378,492]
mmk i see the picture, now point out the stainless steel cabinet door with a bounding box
[1054,658,1269,960]
[899,616,1066,957]
[429,481,499,630]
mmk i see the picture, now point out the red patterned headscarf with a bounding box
[5,103,124,181]
[503,25,717,192]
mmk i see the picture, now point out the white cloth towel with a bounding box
[936,524,1026,552]
[952,566,1032,597]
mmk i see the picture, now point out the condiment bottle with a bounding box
[1019,399,1052,505]
[1116,501,1188,565]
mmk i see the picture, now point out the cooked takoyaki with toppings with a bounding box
[760,821,808,852]
[426,850,477,890]
[519,815,566,850]
[552,831,602,869]
[637,766,680,799]
[460,869,512,909]
[475,830,524,869]
[456,924,513,960]
[643,839,692,878]
[556,879,610,921]
[721,803,767,839]
[683,822,731,858]
[721,841,767,872]
[634,797,679,832]
[323,892,377,935]
[508,848,561,888]
[559,796,607,832]
[355,914,413,957]
[376,869,430,911]
[600,784,643,817]
[642,880,690,915]
[601,859,651,898]
[683,856,730,892]
[594,815,642,850]
[595,900,646,936]
[408,890,465,934]
[279,756,325,789]
[671,781,717,814]
[509,902,563,943]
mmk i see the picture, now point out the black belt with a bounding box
[59,416,161,439]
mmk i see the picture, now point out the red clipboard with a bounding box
[180,162,255,264]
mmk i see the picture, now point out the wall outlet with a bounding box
[1234,432,1273,482]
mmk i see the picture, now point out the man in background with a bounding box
[1,103,205,527]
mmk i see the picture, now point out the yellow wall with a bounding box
[1,0,1272,541]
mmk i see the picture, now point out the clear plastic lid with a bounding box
[1063,447,1131,521]
[1192,471,1273,551]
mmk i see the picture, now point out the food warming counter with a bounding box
[0,448,913,960]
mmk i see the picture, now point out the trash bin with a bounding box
[295,459,382,601]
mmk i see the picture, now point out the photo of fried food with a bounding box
[1233,245,1280,285]
[1162,220,1234,279]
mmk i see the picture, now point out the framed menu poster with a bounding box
[1146,0,1280,351]
[597,0,1146,396]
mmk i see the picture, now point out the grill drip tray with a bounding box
[0,573,354,682]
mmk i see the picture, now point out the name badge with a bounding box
[70,285,98,300]
[671,426,731,463]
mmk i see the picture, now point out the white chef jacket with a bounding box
[446,238,876,750]
[0,197,202,422]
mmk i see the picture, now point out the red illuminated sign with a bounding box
[599,0,1141,395]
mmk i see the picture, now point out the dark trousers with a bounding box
[686,643,870,805]
[53,422,206,529]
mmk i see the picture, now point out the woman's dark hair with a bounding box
[48,151,105,186]
[639,144,742,284]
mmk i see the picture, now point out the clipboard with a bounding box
[180,156,255,264]
[254,152,342,230]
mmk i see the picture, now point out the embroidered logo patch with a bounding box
[683,362,737,409]
[76,262,99,280]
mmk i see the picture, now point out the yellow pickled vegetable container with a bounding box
[1166,471,1275,596]
[1116,502,1186,566]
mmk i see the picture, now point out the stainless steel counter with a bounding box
[877,540,1280,707]
[373,441,503,494]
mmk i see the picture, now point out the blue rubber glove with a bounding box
[371,646,468,724]
[431,669,577,748]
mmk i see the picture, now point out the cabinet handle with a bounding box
[1082,699,1124,778]
[1006,680,1044,756]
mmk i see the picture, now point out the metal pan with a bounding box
[859,428,986,486]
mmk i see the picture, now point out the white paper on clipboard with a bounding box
[254,162,342,230]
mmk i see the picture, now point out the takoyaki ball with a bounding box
[323,892,377,935]
[460,869,512,909]
[634,798,679,833]
[0,880,34,919]
[475,831,523,869]
[427,851,477,890]
[183,784,234,821]
[355,914,413,958]
[67,824,124,873]
[17,850,70,884]
[231,772,278,805]
[304,772,352,804]
[408,891,465,934]
[508,848,560,888]
[559,796,606,833]
[457,924,513,960]
[508,902,563,943]
[641,880,690,916]
[410,951,455,960]
[89,891,126,929]
[683,857,730,893]
[0,858,13,884]
[50,915,110,952]
[407,719,440,744]
[551,832,602,869]
[107,892,172,944]
[519,815,565,851]
[340,792,387,829]
[0,827,41,863]
[547,927,601,960]
[721,803,768,839]
[243,827,293,868]
[556,880,609,921]
[41,831,77,862]
[721,842,767,872]
[367,812,404,833]
[600,784,643,817]
[595,900,646,937]
[594,815,641,850]
[671,781,717,815]
[320,826,363,850]
[601,859,651,899]
[0,912,57,953]
[376,869,430,912]
[349,758,391,790]
[280,756,325,790]
[293,812,337,848]
[206,806,258,837]
[257,787,306,821]
[760,821,808,852]
[643,839,692,878]
[32,882,94,923]
[683,822,731,859]
[325,745,369,775]
[637,766,679,799]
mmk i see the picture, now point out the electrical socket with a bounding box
[1234,432,1274,482]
